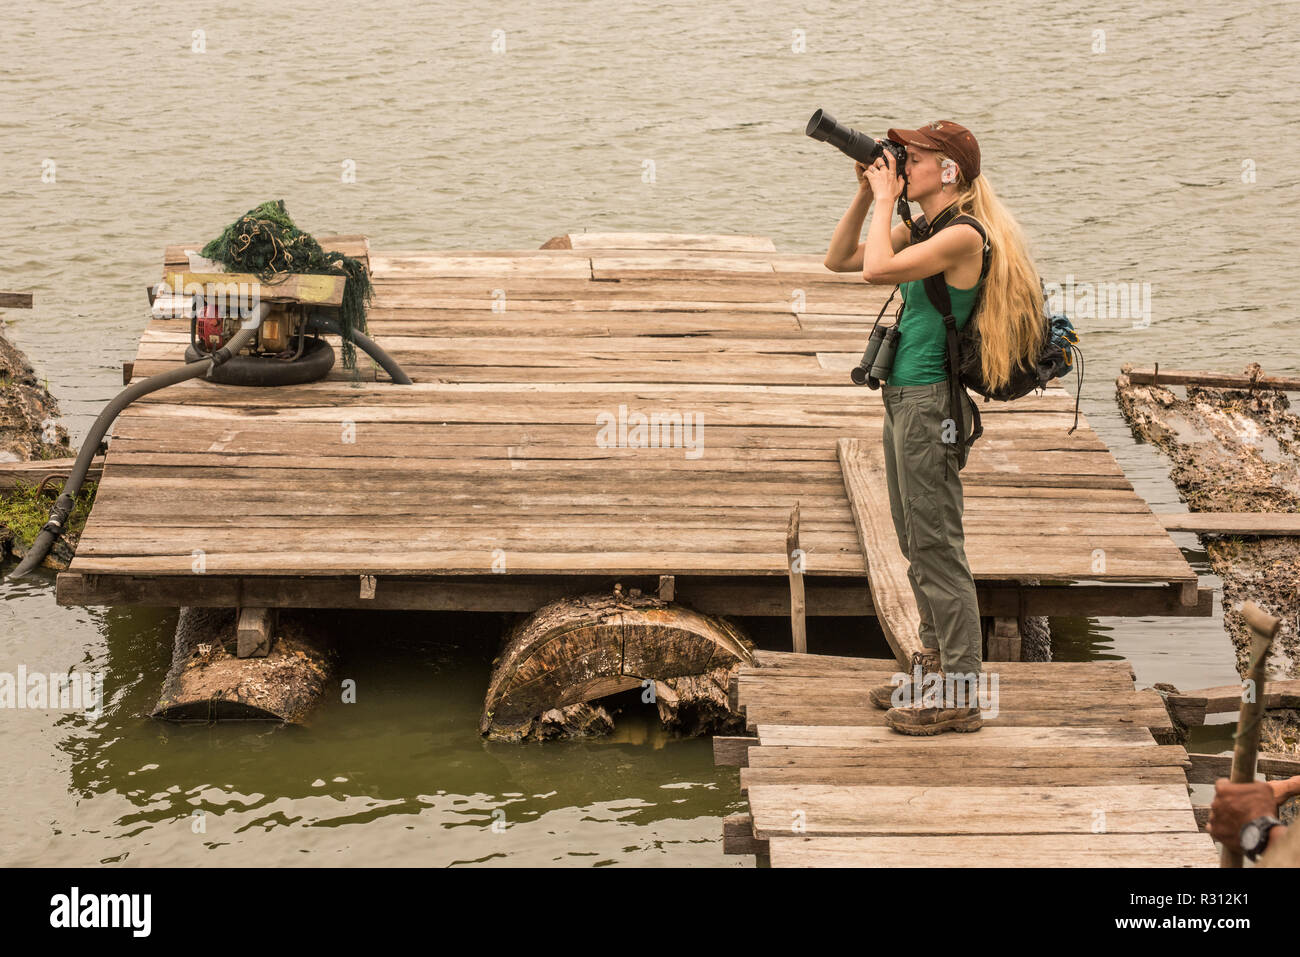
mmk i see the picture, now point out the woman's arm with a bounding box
[825,170,912,271]
[862,151,982,285]
[863,217,982,285]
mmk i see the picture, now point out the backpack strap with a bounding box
[915,213,989,469]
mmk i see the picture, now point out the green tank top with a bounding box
[887,275,982,386]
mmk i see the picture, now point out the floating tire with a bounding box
[184,336,335,386]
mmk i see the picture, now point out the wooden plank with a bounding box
[160,271,345,307]
[741,764,1190,789]
[836,437,922,665]
[52,571,1209,619]
[1122,366,1300,391]
[786,504,806,654]
[0,458,105,492]
[368,255,591,279]
[722,813,768,856]
[767,833,1218,867]
[755,725,1156,748]
[1187,751,1300,784]
[0,292,34,309]
[743,706,1174,734]
[1157,512,1300,535]
[747,784,1198,838]
[590,256,778,280]
[747,744,1190,769]
[565,232,777,253]
[1165,680,1300,727]
[713,736,756,767]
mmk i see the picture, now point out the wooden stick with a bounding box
[786,503,806,654]
[1220,600,1280,868]
[0,292,34,309]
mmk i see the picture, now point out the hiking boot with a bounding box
[884,678,984,735]
[868,649,942,710]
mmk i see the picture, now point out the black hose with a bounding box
[4,321,260,580]
[305,311,412,385]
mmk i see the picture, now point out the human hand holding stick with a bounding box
[1216,601,1281,867]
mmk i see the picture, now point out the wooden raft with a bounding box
[717,650,1218,868]
[57,231,1201,617]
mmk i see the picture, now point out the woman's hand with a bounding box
[865,151,904,204]
[854,160,873,196]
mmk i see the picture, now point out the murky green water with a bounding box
[2,0,1294,864]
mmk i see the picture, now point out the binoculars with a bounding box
[850,324,899,388]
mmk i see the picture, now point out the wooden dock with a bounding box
[715,650,1219,867]
[56,230,1205,624]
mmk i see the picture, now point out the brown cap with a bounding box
[887,120,980,181]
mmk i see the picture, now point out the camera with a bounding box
[805,109,907,179]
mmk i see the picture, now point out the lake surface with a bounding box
[1,0,1293,865]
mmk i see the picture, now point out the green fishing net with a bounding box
[199,200,371,378]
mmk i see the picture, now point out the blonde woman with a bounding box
[823,121,1045,735]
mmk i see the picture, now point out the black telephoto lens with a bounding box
[805,109,881,165]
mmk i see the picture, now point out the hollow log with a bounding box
[152,606,334,723]
[480,588,755,741]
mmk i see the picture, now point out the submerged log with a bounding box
[480,587,755,742]
[152,606,334,723]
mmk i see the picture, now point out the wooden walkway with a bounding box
[716,650,1219,867]
[56,231,1202,618]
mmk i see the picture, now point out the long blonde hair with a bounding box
[941,158,1044,392]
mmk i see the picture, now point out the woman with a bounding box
[823,121,1045,735]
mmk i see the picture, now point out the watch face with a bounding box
[1241,823,1261,851]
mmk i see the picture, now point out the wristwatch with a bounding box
[1240,815,1283,861]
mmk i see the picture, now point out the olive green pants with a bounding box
[881,381,983,678]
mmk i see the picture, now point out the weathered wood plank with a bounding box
[754,725,1157,748]
[836,437,922,665]
[767,833,1218,867]
[1157,512,1300,535]
[747,784,1198,838]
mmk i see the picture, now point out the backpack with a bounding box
[913,210,1083,468]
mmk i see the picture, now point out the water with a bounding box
[2,0,1296,864]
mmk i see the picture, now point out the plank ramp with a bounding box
[58,230,1197,615]
[837,437,923,661]
[722,650,1217,868]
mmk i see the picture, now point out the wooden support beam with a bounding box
[987,617,1023,661]
[0,292,34,309]
[1122,365,1300,392]
[1164,679,1300,727]
[722,812,769,857]
[713,735,756,768]
[53,571,1215,619]
[657,574,675,602]
[236,606,277,658]
[786,504,806,654]
[1187,751,1300,784]
[0,458,105,493]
